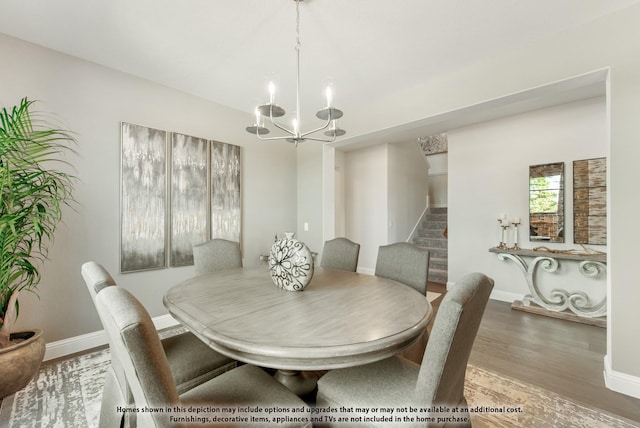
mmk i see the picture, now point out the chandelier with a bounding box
[245,0,346,145]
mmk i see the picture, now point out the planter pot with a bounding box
[0,329,45,399]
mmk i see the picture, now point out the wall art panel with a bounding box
[120,122,167,272]
[210,141,241,243]
[574,157,607,245]
[170,133,209,266]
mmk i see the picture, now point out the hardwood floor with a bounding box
[424,282,640,423]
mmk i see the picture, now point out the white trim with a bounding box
[406,204,429,243]
[447,281,522,304]
[356,267,375,276]
[152,314,182,331]
[489,290,523,304]
[604,355,640,399]
[43,314,180,361]
[44,329,107,361]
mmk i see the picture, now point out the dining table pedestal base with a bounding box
[273,369,318,396]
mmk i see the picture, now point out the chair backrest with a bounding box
[95,286,180,428]
[192,238,242,275]
[81,261,116,299]
[81,261,133,426]
[374,242,430,294]
[320,237,361,272]
[414,272,494,408]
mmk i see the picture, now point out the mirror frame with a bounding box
[529,162,565,243]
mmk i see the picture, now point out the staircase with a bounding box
[412,207,448,284]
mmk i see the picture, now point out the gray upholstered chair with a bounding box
[316,272,494,427]
[375,242,430,295]
[94,285,311,428]
[192,238,242,275]
[320,237,361,272]
[81,262,236,427]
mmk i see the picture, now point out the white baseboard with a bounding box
[44,314,179,361]
[446,281,522,304]
[356,267,375,275]
[604,355,640,399]
[489,289,523,303]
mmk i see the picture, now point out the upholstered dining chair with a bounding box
[94,285,311,428]
[192,238,242,275]
[316,272,494,427]
[320,237,361,272]
[81,262,236,427]
[375,242,430,295]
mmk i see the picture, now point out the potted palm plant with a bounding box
[0,98,76,398]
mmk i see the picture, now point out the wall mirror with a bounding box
[529,162,565,243]
[573,157,606,245]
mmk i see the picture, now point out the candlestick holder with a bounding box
[510,220,521,250]
[497,218,510,249]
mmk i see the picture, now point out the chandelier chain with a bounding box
[295,0,301,52]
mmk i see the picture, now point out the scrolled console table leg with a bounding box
[495,252,607,318]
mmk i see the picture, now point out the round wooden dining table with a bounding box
[163,266,432,395]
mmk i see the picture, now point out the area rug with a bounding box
[1,332,638,427]
[426,291,441,303]
[464,365,639,428]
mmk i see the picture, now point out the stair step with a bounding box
[414,239,448,250]
[423,213,448,223]
[413,237,448,249]
[417,228,447,239]
[420,220,447,230]
[420,207,448,284]
[415,247,448,260]
[428,268,448,284]
[429,207,448,215]
[430,257,448,270]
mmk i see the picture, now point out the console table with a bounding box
[488,247,607,327]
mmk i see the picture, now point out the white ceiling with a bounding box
[0,0,637,145]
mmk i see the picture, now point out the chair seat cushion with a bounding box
[317,356,419,409]
[162,332,236,394]
[180,364,311,427]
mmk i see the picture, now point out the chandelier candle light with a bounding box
[245,0,346,145]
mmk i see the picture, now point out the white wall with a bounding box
[426,153,448,207]
[334,150,347,237]
[448,97,607,304]
[296,142,323,254]
[388,142,429,242]
[343,142,428,271]
[344,144,388,271]
[0,33,298,343]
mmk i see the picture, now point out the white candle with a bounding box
[325,86,333,108]
[514,217,520,224]
[268,81,275,104]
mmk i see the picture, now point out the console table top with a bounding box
[488,247,607,263]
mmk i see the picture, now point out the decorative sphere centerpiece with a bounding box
[268,232,314,291]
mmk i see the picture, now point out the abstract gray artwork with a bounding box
[120,122,167,273]
[211,141,241,242]
[170,133,209,266]
[120,124,241,272]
